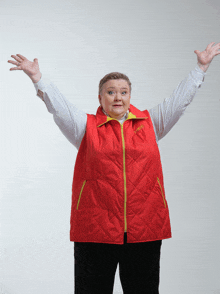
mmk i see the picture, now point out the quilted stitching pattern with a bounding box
[70,104,172,244]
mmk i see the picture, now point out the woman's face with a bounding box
[98,79,131,120]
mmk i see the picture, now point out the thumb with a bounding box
[34,58,38,63]
[194,50,200,55]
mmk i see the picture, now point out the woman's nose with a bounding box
[115,93,122,100]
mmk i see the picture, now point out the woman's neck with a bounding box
[101,107,129,120]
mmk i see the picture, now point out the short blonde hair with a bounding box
[99,72,132,95]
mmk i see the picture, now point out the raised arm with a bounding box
[8,54,87,150]
[149,42,220,142]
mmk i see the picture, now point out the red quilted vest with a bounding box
[70,104,172,244]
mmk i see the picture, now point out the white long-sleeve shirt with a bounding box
[33,65,206,150]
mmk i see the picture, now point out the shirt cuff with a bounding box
[195,64,207,75]
[33,75,52,100]
[191,65,206,88]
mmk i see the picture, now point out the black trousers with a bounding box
[74,233,162,294]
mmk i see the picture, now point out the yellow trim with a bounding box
[97,122,107,128]
[97,112,148,127]
[127,112,137,119]
[107,117,113,122]
[134,124,144,134]
[77,180,86,210]
[157,177,166,208]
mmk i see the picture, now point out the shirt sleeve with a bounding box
[33,75,87,150]
[148,65,206,142]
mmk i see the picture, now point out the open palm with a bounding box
[8,54,40,78]
[194,42,220,66]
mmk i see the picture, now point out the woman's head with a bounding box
[99,72,132,96]
[98,72,132,120]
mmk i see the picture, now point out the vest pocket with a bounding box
[76,180,86,210]
[157,177,166,208]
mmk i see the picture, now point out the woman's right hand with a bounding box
[8,54,42,83]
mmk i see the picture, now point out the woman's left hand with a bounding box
[194,42,220,72]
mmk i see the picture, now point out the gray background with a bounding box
[0,0,220,293]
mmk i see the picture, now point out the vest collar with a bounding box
[96,103,148,127]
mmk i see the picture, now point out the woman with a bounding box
[8,42,220,294]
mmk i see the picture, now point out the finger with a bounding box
[9,67,21,71]
[11,54,23,62]
[211,43,220,50]
[16,54,26,60]
[8,60,19,66]
[213,46,220,53]
[207,42,216,50]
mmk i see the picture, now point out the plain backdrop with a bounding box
[0,0,220,293]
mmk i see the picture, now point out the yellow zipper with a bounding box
[120,117,147,232]
[120,123,127,232]
[102,118,129,231]
[77,180,86,210]
[157,177,166,208]
[97,113,148,233]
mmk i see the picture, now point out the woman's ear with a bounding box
[98,94,101,105]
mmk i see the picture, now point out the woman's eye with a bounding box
[107,91,127,95]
